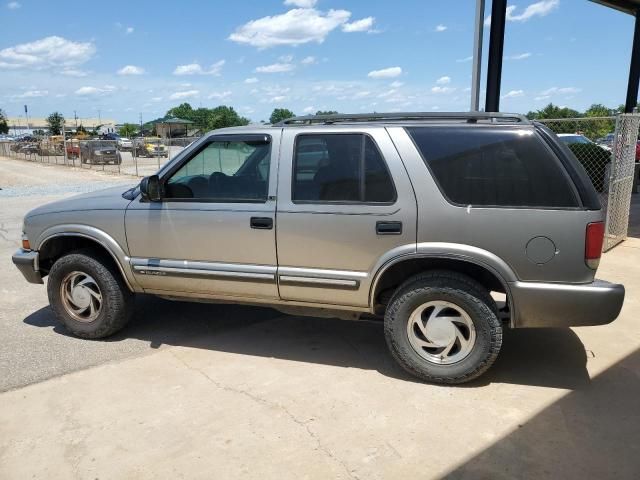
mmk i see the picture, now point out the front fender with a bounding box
[36,224,140,292]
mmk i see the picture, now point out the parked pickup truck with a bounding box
[12,112,625,384]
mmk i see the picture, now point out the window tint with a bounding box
[165,139,270,202]
[407,126,579,208]
[292,134,395,203]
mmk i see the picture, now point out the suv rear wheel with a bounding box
[47,250,134,339]
[384,271,502,384]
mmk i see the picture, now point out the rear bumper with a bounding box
[11,249,43,284]
[510,279,624,328]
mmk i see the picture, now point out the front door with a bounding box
[275,127,417,308]
[125,131,280,300]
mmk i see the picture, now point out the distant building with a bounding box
[153,117,195,138]
[6,117,117,135]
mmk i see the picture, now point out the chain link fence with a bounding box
[538,115,640,250]
[0,135,200,178]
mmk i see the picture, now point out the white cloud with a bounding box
[431,86,455,94]
[61,68,88,77]
[279,54,294,63]
[75,85,117,96]
[390,81,404,88]
[368,66,402,79]
[506,52,532,60]
[485,0,559,26]
[436,76,451,85]
[456,56,473,63]
[208,90,232,100]
[229,8,351,48]
[284,0,317,7]
[540,86,581,95]
[117,65,145,75]
[255,62,295,73]
[0,36,95,70]
[15,90,48,98]
[342,17,375,33]
[150,96,163,102]
[173,60,225,76]
[7,1,20,9]
[502,89,524,99]
[268,95,287,103]
[125,27,134,34]
[534,95,551,101]
[244,77,259,84]
[303,106,315,113]
[301,56,317,65]
[169,90,200,100]
[435,24,447,32]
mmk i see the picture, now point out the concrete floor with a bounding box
[1,157,639,479]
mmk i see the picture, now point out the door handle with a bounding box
[250,217,273,230]
[376,221,402,235]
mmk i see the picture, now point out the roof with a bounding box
[154,117,194,125]
[590,0,640,15]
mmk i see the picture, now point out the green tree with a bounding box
[583,104,616,140]
[526,103,580,121]
[315,110,338,116]
[0,109,8,134]
[46,111,65,135]
[269,108,295,124]
[119,123,138,138]
[76,124,87,134]
[164,103,249,132]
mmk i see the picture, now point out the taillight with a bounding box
[585,222,604,269]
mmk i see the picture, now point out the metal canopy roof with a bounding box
[590,0,640,15]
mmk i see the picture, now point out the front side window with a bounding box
[407,126,579,208]
[292,134,396,203]
[165,138,271,202]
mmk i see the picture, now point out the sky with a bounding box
[0,0,637,124]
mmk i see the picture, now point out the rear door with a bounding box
[275,127,417,307]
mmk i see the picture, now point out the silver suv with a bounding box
[12,112,625,384]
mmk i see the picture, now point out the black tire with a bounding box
[384,270,502,384]
[47,250,134,339]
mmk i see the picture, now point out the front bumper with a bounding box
[510,279,624,328]
[12,249,43,284]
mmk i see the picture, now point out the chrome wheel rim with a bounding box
[406,300,476,365]
[60,271,102,323]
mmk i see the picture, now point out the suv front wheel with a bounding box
[47,251,134,339]
[384,271,502,384]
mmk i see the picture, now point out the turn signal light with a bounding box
[585,222,604,269]
[21,234,31,251]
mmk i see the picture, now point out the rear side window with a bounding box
[292,134,396,203]
[407,126,579,208]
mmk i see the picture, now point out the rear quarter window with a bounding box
[406,126,580,208]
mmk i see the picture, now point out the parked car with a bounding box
[596,133,615,149]
[66,139,80,159]
[79,140,121,165]
[12,112,625,384]
[117,137,133,151]
[133,137,168,158]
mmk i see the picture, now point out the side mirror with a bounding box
[140,175,162,202]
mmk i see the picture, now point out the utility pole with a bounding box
[98,109,101,124]
[470,0,485,111]
[74,110,78,130]
[139,113,143,137]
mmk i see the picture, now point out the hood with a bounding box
[25,184,135,219]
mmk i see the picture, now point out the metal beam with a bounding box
[625,9,640,112]
[485,0,507,112]
[471,0,485,111]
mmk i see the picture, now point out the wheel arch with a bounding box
[370,253,514,325]
[36,227,137,292]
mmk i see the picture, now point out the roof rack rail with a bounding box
[276,111,529,126]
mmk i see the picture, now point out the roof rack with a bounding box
[276,111,530,126]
